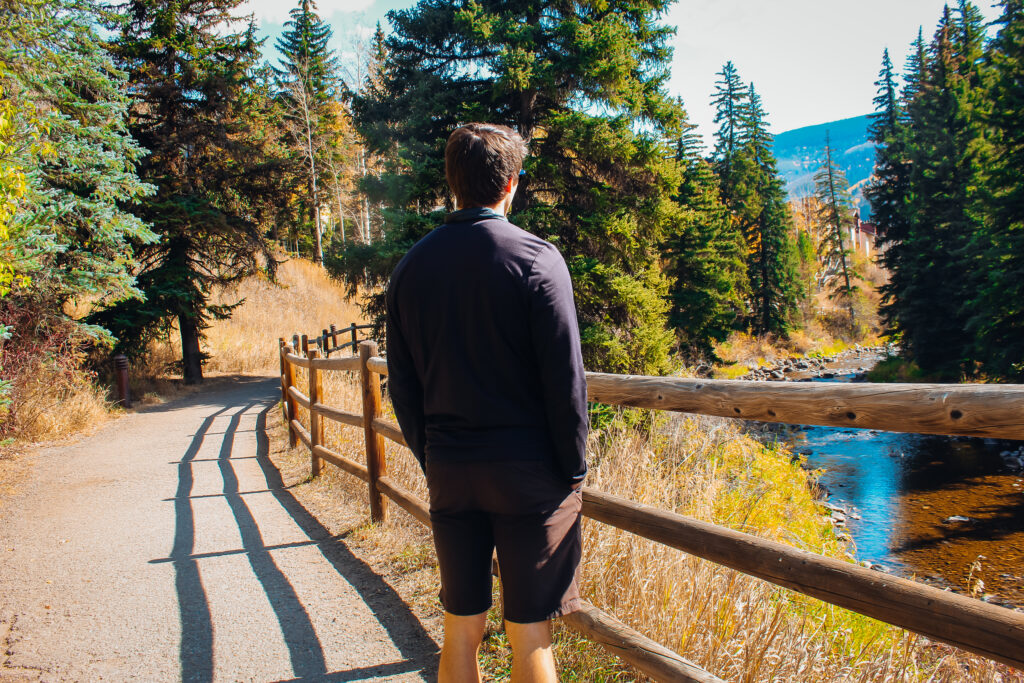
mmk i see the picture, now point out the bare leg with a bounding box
[505,619,557,683]
[438,610,487,683]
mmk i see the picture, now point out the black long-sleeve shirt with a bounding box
[384,208,588,486]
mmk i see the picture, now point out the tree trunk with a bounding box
[179,313,203,385]
[310,176,323,266]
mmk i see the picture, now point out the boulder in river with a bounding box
[943,515,973,524]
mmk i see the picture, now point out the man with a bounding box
[385,122,588,682]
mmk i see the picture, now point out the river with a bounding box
[760,350,1024,608]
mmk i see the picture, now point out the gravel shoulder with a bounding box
[0,375,438,682]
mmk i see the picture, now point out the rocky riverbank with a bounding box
[739,343,897,382]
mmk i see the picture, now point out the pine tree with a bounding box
[888,4,988,375]
[274,0,338,102]
[0,0,154,314]
[866,49,911,248]
[710,61,748,203]
[813,132,857,331]
[973,0,1024,378]
[664,112,748,356]
[94,0,272,383]
[337,0,683,375]
[736,84,802,335]
[0,0,155,423]
[275,0,340,265]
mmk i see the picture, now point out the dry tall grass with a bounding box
[144,258,365,379]
[281,360,1020,682]
[264,259,1017,681]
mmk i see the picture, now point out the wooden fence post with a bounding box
[282,340,298,448]
[308,349,324,478]
[321,328,330,357]
[360,340,388,524]
[278,338,289,423]
[330,324,338,351]
[349,322,358,351]
[301,334,309,358]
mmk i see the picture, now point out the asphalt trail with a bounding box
[0,376,438,682]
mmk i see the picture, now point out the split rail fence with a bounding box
[278,327,1024,682]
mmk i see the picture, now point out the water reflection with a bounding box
[789,423,1024,606]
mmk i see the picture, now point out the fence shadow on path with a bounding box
[159,378,438,683]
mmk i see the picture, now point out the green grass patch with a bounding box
[712,362,749,379]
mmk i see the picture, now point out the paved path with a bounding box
[0,377,438,682]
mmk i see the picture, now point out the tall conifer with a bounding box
[887,4,987,375]
[813,132,857,330]
[337,0,683,375]
[275,0,339,265]
[710,61,747,203]
[665,113,748,356]
[736,85,802,335]
[96,0,272,383]
[973,0,1024,378]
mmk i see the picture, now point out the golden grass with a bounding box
[2,361,111,444]
[250,257,1018,681]
[278,361,1020,681]
[202,259,365,375]
[139,258,365,387]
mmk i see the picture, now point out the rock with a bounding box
[944,515,972,524]
[770,371,784,380]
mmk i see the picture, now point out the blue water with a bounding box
[781,377,1024,604]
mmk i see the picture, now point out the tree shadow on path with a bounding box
[163,378,438,682]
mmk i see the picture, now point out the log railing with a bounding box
[278,333,1024,681]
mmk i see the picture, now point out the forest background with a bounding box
[1,0,1023,439]
[2,1,1024,679]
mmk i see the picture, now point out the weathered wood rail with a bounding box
[278,330,1024,681]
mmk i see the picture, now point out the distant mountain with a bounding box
[771,114,875,218]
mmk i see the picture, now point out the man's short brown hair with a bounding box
[445,123,527,208]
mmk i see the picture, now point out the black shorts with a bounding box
[425,458,583,624]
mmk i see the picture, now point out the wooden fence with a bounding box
[278,330,1024,682]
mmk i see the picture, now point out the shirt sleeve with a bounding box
[385,276,427,473]
[526,243,589,486]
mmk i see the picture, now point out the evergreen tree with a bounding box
[95,0,272,383]
[275,0,340,265]
[664,113,748,356]
[274,0,338,102]
[887,4,988,375]
[736,84,802,335]
[973,0,1024,378]
[337,0,684,375]
[710,61,747,202]
[866,49,912,248]
[0,0,155,425]
[0,0,154,315]
[813,132,857,330]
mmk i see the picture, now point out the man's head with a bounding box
[445,123,527,211]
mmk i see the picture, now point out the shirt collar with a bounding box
[444,207,507,224]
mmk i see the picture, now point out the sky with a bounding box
[243,0,1003,140]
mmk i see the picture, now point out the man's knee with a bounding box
[444,610,488,648]
[504,619,552,652]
